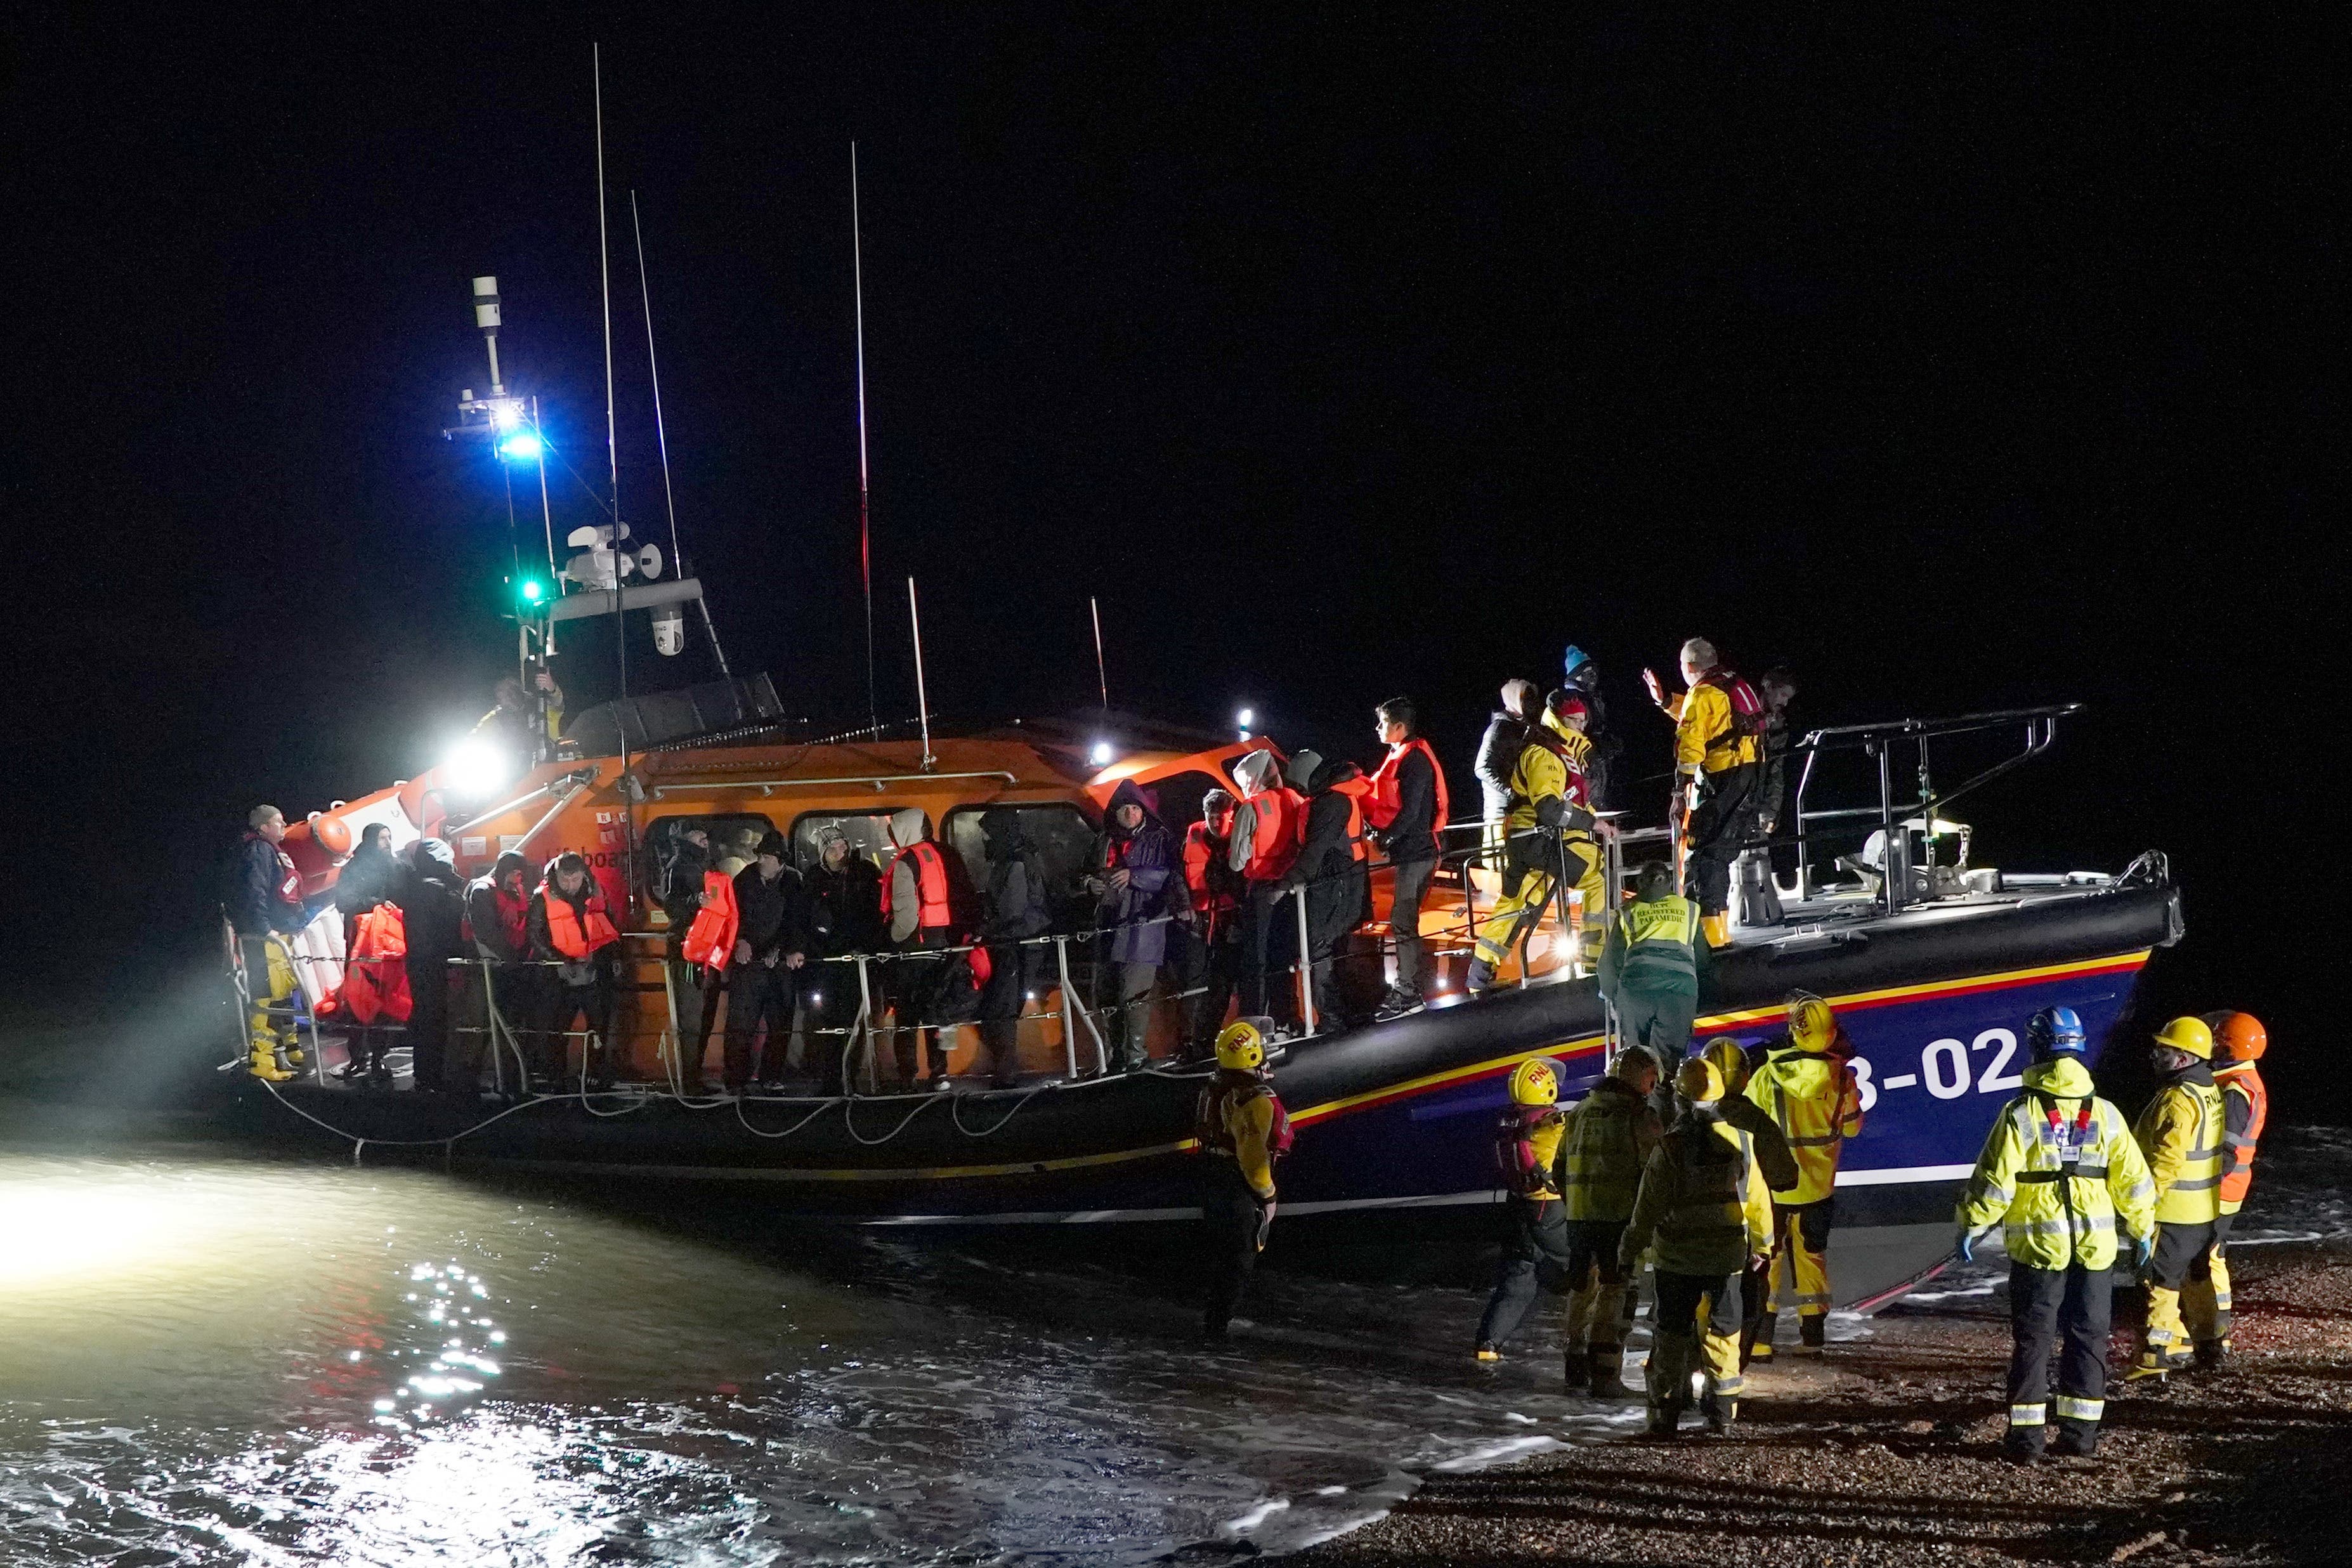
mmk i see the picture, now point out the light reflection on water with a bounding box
[0,1149,1628,1564]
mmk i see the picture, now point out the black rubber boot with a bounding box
[1799,1314,1827,1352]
[1587,1344,1630,1399]
[2192,1338,2230,1372]
[1645,1404,1682,1439]
[2002,1429,2044,1463]
[1701,1392,1735,1435]
[1561,1349,1590,1393]
[2051,1421,2099,1458]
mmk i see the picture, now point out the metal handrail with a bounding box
[646,770,1020,800]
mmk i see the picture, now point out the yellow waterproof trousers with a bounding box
[2185,1217,2234,1344]
[1565,1272,1630,1353]
[244,936,297,1043]
[1765,1205,1833,1321]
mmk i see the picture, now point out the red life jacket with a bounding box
[493,887,530,953]
[1702,668,1769,745]
[1194,1078,1295,1159]
[2216,1062,2268,1209]
[1330,774,1376,863]
[1183,813,1238,916]
[1365,738,1453,844]
[542,884,620,959]
[680,869,740,972]
[340,902,414,1024]
[881,840,953,934]
[1241,787,1304,882]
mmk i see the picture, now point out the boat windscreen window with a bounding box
[643,813,775,904]
[789,811,906,874]
[942,804,1098,922]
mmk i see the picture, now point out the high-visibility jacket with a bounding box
[2134,1068,2226,1226]
[341,902,414,1024]
[1502,729,1596,840]
[1621,1114,1774,1276]
[1235,786,1304,882]
[881,840,954,934]
[1613,895,1701,994]
[1956,1056,2155,1271]
[1195,1074,1290,1200]
[679,869,740,972]
[1663,676,1761,776]
[2215,1061,2267,1215]
[1744,1045,1865,1205]
[542,885,620,959]
[1556,1076,1663,1222]
[1182,813,1239,918]
[1365,737,1451,840]
[1495,1106,1567,1201]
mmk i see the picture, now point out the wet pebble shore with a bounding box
[1293,1241,2352,1567]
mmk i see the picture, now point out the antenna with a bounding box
[908,576,934,770]
[1090,595,1109,712]
[592,42,634,899]
[629,190,729,676]
[853,143,876,728]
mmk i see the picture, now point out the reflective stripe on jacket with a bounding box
[1621,1114,1774,1277]
[1556,1077,1663,1222]
[680,869,740,971]
[1743,1047,1865,1204]
[2135,1072,2226,1225]
[1614,896,1700,993]
[881,841,953,933]
[1955,1056,2155,1271]
[2216,1062,2266,1213]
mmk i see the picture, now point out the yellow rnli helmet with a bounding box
[1788,992,1836,1052]
[1675,1057,1725,1103]
[2152,1016,2214,1060]
[1216,1019,1268,1071]
[1508,1058,1560,1107]
[1699,1036,1749,1095]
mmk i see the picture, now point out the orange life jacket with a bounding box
[1241,787,1304,882]
[341,902,414,1024]
[1330,774,1375,863]
[680,868,740,971]
[881,840,953,934]
[2216,1061,2267,1210]
[1365,737,1452,843]
[1184,812,1238,915]
[543,884,620,959]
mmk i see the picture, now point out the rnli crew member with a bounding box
[400,839,466,1093]
[463,851,535,1094]
[1619,1057,1775,1437]
[1559,646,1621,813]
[474,670,565,768]
[1176,789,1242,1058]
[2131,1016,2228,1380]
[528,851,622,1090]
[1642,637,1763,949]
[1598,861,1713,1075]
[1554,1047,1663,1397]
[233,804,309,1081]
[803,824,882,1094]
[976,807,1051,1089]
[1743,993,1865,1359]
[1955,1006,2155,1461]
[1285,752,1373,1027]
[1695,1038,1800,1365]
[1197,1019,1291,1338]
[1228,750,1306,1033]
[883,807,957,1088]
[1473,1059,1574,1361]
[2194,1011,2269,1369]
[1474,680,1539,860]
[1089,780,1180,1073]
[1467,696,1598,993]
[726,831,807,1094]
[1364,697,1450,1015]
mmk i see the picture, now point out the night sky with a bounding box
[3,15,2330,1110]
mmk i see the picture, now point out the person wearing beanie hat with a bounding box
[398,839,466,1092]
[1619,1053,1774,1436]
[723,828,808,1093]
[802,822,885,1094]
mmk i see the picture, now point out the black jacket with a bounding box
[232,832,306,936]
[734,863,807,962]
[466,875,530,962]
[657,835,712,932]
[400,865,467,965]
[979,809,1053,943]
[1475,711,1528,823]
[1293,761,1371,956]
[805,858,885,956]
[334,842,401,917]
[1376,743,1440,864]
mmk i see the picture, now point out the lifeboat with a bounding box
[223,694,2181,1306]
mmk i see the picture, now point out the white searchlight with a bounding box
[445,736,513,799]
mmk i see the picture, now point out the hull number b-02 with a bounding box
[1848,1029,2022,1112]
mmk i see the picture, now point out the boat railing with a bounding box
[1787,702,2080,910]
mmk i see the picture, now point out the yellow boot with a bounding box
[1701,913,1732,948]
[248,1040,294,1082]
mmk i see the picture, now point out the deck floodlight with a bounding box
[1090,741,1116,767]
[445,736,511,799]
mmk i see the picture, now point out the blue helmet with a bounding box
[1561,644,1598,693]
[2027,1005,2086,1059]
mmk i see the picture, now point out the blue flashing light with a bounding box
[497,433,544,462]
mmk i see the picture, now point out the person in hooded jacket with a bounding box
[464,851,535,1094]
[976,807,1052,1087]
[726,830,809,1092]
[1696,1037,1799,1367]
[1227,750,1305,1033]
[801,824,880,1094]
[334,823,403,1081]
[1560,646,1621,813]
[1475,681,1539,867]
[1175,789,1242,1058]
[655,825,717,1083]
[883,807,958,1088]
[399,839,466,1092]
[1742,994,1866,1361]
[528,851,623,1090]
[1283,752,1373,1026]
[1089,780,1180,1072]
